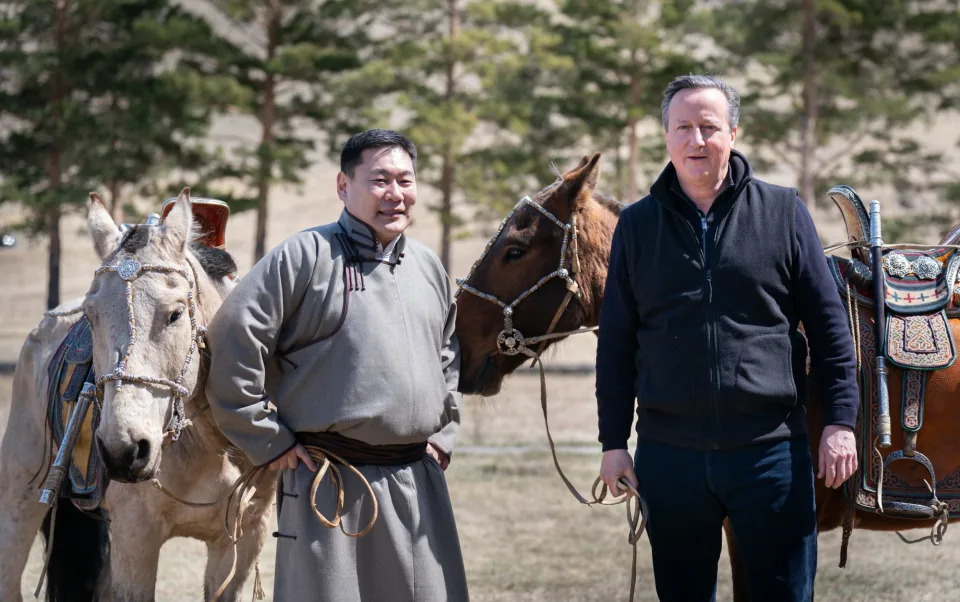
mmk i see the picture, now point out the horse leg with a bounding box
[0,449,50,602]
[203,507,272,602]
[724,518,750,602]
[0,366,54,601]
[101,488,164,602]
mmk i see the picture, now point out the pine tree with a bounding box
[552,0,702,202]
[704,0,960,213]
[196,0,374,262]
[344,0,577,271]
[0,0,236,308]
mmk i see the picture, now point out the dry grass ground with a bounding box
[3,368,960,600]
[3,130,960,600]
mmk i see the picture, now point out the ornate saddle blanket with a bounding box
[848,300,960,518]
[46,316,107,511]
[828,255,959,371]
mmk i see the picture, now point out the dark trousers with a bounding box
[633,436,817,602]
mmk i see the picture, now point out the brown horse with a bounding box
[454,156,960,600]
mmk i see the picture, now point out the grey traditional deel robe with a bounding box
[206,210,468,601]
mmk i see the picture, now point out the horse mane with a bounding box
[116,225,237,280]
[191,245,237,281]
[591,191,623,216]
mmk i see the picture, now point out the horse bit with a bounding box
[455,195,597,358]
[47,220,206,442]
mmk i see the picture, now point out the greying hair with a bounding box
[661,74,740,131]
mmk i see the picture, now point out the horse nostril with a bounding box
[135,439,151,464]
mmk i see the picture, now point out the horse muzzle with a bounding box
[458,355,503,396]
[96,433,158,483]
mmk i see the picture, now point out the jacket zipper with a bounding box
[700,215,720,449]
[664,204,718,447]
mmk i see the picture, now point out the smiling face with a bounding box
[665,87,737,193]
[336,146,417,245]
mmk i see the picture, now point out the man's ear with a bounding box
[336,172,349,203]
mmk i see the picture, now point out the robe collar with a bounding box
[337,209,406,264]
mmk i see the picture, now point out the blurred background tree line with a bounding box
[0,0,958,308]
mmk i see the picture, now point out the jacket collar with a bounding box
[650,149,754,209]
[337,209,406,263]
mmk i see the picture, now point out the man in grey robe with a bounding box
[205,129,468,601]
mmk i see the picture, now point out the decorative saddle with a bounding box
[827,186,960,524]
[46,198,230,510]
[46,316,106,511]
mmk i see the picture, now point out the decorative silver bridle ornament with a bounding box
[47,250,208,442]
[456,195,597,359]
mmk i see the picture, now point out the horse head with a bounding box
[455,153,621,396]
[84,188,236,482]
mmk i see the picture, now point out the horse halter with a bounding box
[456,196,594,359]
[91,256,207,442]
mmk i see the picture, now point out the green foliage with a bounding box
[0,0,236,219]
[4,0,959,281]
[704,0,960,217]
[0,0,235,306]
[551,0,704,200]
[192,0,376,259]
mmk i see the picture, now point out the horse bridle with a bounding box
[455,195,597,359]
[86,256,207,442]
[456,195,647,602]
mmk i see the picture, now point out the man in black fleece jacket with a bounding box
[596,74,858,601]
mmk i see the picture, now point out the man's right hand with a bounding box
[600,448,638,497]
[268,443,318,472]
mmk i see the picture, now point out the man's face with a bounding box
[665,87,737,189]
[337,146,417,245]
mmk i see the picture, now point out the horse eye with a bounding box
[168,310,183,325]
[504,247,526,261]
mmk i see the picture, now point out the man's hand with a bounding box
[818,424,857,488]
[599,449,638,497]
[427,442,450,470]
[268,443,318,472]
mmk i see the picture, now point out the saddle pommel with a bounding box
[161,197,230,249]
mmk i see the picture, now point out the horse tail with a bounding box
[41,502,110,602]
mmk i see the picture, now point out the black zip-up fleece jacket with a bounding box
[596,150,858,451]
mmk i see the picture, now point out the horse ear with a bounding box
[88,192,121,260]
[559,152,601,205]
[162,187,193,253]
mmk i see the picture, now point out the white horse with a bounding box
[0,190,275,601]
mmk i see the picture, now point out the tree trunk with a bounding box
[799,0,818,209]
[254,2,279,263]
[46,207,62,310]
[439,0,460,272]
[47,0,69,309]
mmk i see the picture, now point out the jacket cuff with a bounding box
[822,403,858,431]
[248,428,298,467]
[601,440,629,452]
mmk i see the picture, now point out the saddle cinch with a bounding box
[45,198,229,510]
[827,185,960,530]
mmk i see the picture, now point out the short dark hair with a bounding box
[340,129,418,176]
[661,74,740,131]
